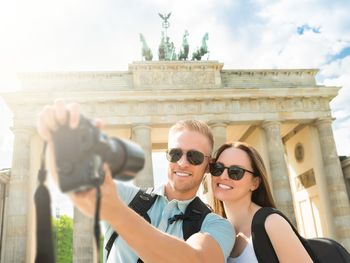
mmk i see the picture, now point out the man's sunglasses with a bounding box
[209,162,255,180]
[166,148,210,166]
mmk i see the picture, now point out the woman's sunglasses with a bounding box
[166,148,210,166]
[209,162,255,180]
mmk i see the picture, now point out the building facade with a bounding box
[1,61,350,262]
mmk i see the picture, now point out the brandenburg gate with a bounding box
[1,60,350,262]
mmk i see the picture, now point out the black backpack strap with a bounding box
[251,207,319,263]
[105,188,158,261]
[182,197,212,240]
[251,207,280,263]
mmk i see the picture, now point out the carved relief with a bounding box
[138,71,216,87]
[83,96,333,124]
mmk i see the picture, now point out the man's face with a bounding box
[166,129,211,200]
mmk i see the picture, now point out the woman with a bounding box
[210,142,312,262]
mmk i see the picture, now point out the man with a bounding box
[37,100,235,263]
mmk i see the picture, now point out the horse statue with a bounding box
[139,33,153,61]
[191,32,209,61]
[178,30,189,60]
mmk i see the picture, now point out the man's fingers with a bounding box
[94,118,105,129]
[67,103,80,129]
[37,106,54,141]
[103,163,113,181]
[37,116,51,141]
[43,105,58,131]
[54,99,68,125]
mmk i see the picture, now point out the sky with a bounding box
[0,0,349,213]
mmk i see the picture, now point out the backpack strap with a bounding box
[105,192,210,261]
[251,207,280,263]
[105,188,158,261]
[251,207,319,263]
[182,197,212,240]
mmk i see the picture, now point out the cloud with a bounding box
[319,55,350,155]
[0,0,350,161]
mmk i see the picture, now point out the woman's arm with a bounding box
[265,214,313,263]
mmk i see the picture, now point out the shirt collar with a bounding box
[153,184,196,214]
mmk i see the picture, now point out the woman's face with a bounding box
[211,147,259,203]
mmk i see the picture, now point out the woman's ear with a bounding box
[251,176,261,191]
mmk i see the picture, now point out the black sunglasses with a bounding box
[209,162,255,180]
[166,148,210,166]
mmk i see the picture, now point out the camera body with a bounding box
[52,116,145,192]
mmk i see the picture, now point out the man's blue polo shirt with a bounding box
[103,182,235,262]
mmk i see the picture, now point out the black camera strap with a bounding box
[34,142,55,263]
[94,185,102,262]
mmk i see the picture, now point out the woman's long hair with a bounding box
[212,142,276,218]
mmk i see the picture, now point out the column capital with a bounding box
[314,117,334,128]
[132,124,152,131]
[261,120,281,130]
[207,120,228,128]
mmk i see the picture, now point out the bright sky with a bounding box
[0,0,349,213]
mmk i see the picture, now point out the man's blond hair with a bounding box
[169,120,214,153]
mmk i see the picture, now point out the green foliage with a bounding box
[52,215,73,263]
[100,235,104,262]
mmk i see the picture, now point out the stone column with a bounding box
[209,122,227,153]
[3,127,33,263]
[206,122,227,206]
[262,121,296,225]
[0,171,10,263]
[132,125,154,188]
[73,208,95,263]
[315,118,350,249]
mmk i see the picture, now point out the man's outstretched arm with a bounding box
[72,168,231,263]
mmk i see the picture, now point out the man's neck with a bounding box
[164,183,197,201]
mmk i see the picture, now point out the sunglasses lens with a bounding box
[167,148,183,163]
[187,150,205,165]
[209,163,225,176]
[227,166,245,180]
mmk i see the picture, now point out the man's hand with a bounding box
[36,100,81,184]
[70,163,122,220]
[36,99,122,219]
[37,99,81,141]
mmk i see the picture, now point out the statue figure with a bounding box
[165,36,174,60]
[158,33,177,61]
[192,32,209,61]
[158,12,171,29]
[178,30,189,60]
[158,32,166,60]
[139,33,153,61]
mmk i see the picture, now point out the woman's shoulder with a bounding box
[252,207,293,235]
[256,208,296,241]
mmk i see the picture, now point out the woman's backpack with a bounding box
[251,207,350,263]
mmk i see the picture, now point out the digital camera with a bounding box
[52,116,145,192]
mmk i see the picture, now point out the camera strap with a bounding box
[34,142,55,263]
[94,185,102,262]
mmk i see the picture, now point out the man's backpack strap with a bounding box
[104,192,212,262]
[251,207,320,263]
[182,196,212,240]
[105,188,157,261]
